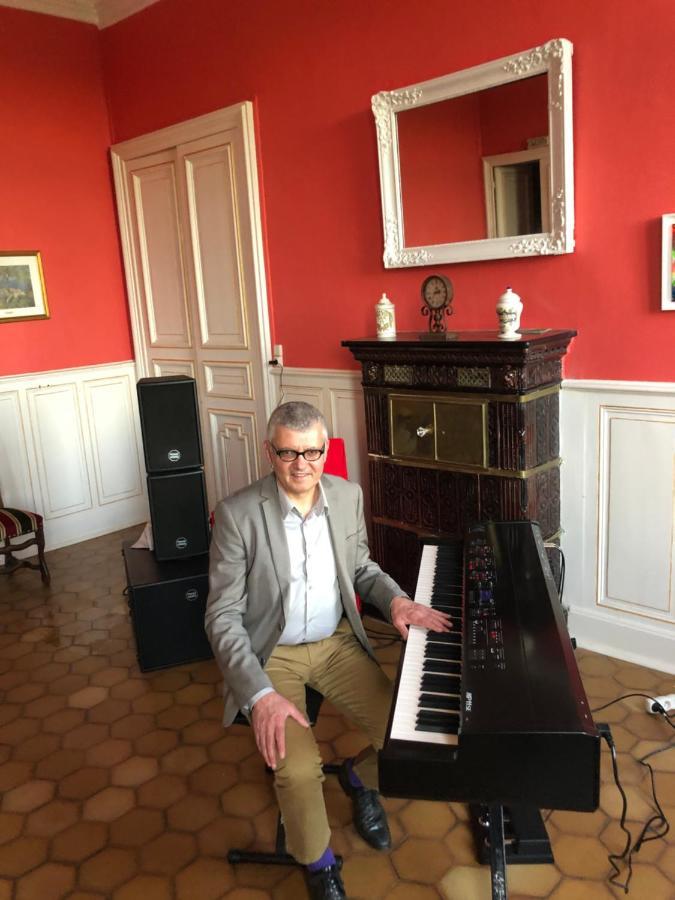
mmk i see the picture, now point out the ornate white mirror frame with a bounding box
[372,38,574,267]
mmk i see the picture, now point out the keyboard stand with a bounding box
[470,803,554,899]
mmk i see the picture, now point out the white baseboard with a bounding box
[569,607,675,676]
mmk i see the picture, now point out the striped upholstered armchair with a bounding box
[0,492,50,585]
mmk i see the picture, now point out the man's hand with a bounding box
[390,595,452,641]
[250,691,309,769]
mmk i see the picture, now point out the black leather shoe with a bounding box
[338,760,392,850]
[305,863,346,899]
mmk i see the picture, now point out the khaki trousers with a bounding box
[264,618,393,864]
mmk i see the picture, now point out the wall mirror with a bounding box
[372,39,574,267]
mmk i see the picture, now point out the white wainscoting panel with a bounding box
[28,383,92,517]
[561,380,675,674]
[208,409,259,500]
[0,362,147,553]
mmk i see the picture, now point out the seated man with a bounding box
[206,401,450,900]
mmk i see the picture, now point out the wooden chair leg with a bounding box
[36,525,50,586]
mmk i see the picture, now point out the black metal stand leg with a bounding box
[487,804,508,900]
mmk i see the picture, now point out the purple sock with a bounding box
[346,757,364,789]
[307,847,336,871]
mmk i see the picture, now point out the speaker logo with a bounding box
[175,537,188,550]
[168,449,182,463]
[185,588,199,602]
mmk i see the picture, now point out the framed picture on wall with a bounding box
[0,252,49,322]
[662,214,675,311]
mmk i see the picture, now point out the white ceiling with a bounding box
[0,0,160,28]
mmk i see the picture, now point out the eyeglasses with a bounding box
[269,444,326,462]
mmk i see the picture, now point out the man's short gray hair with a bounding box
[267,402,328,441]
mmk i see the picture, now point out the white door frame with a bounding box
[110,102,274,419]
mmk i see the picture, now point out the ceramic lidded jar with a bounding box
[375,292,396,338]
[496,287,523,340]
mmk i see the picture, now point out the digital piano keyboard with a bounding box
[379,521,600,814]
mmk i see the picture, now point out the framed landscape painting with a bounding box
[0,252,49,322]
[662,214,675,311]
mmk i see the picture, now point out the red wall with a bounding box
[0,8,132,377]
[99,0,675,381]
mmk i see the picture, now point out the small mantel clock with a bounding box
[421,274,454,332]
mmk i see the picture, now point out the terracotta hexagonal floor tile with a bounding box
[552,833,613,878]
[0,760,32,791]
[138,774,188,809]
[52,821,108,863]
[209,733,255,763]
[24,799,79,837]
[167,793,220,832]
[548,878,620,898]
[15,861,75,899]
[110,714,155,741]
[88,698,131,724]
[175,858,235,900]
[160,745,208,775]
[181,719,223,746]
[12,732,62,763]
[156,705,200,730]
[83,786,135,822]
[112,874,172,900]
[0,836,48,876]
[188,761,238,795]
[343,852,398,899]
[3,779,55,813]
[0,812,23,844]
[112,755,158,787]
[197,814,255,857]
[109,808,165,847]
[36,748,85,781]
[86,738,133,768]
[175,683,215,706]
[399,799,457,839]
[392,837,455,884]
[222,782,275,818]
[6,681,45,704]
[139,831,197,875]
[79,847,138,893]
[134,729,178,757]
[599,782,655,822]
[62,723,109,750]
[0,717,40,745]
[59,767,109,801]
[131,693,173,715]
[548,807,607,837]
[90,667,128,688]
[387,883,440,900]
[43,707,86,735]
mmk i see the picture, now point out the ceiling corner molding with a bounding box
[0,0,98,24]
[0,0,161,27]
[94,0,161,28]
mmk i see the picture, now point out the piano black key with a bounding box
[421,672,461,691]
[419,693,461,711]
[423,658,462,674]
[424,644,461,661]
[416,711,460,733]
[427,632,462,645]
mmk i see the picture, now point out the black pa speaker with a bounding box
[148,470,209,561]
[137,376,203,473]
[122,544,213,671]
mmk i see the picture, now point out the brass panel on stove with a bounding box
[390,395,487,469]
[435,400,486,467]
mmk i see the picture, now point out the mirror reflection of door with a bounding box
[482,145,551,238]
[397,74,549,247]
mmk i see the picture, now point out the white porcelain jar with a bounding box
[496,287,523,340]
[375,292,396,338]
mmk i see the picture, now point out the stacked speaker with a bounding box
[123,375,213,671]
[137,375,210,561]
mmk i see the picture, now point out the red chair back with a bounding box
[324,438,348,479]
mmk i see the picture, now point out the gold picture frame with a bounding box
[0,252,50,322]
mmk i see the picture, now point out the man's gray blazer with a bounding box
[205,472,406,725]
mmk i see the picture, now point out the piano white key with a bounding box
[390,545,460,746]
